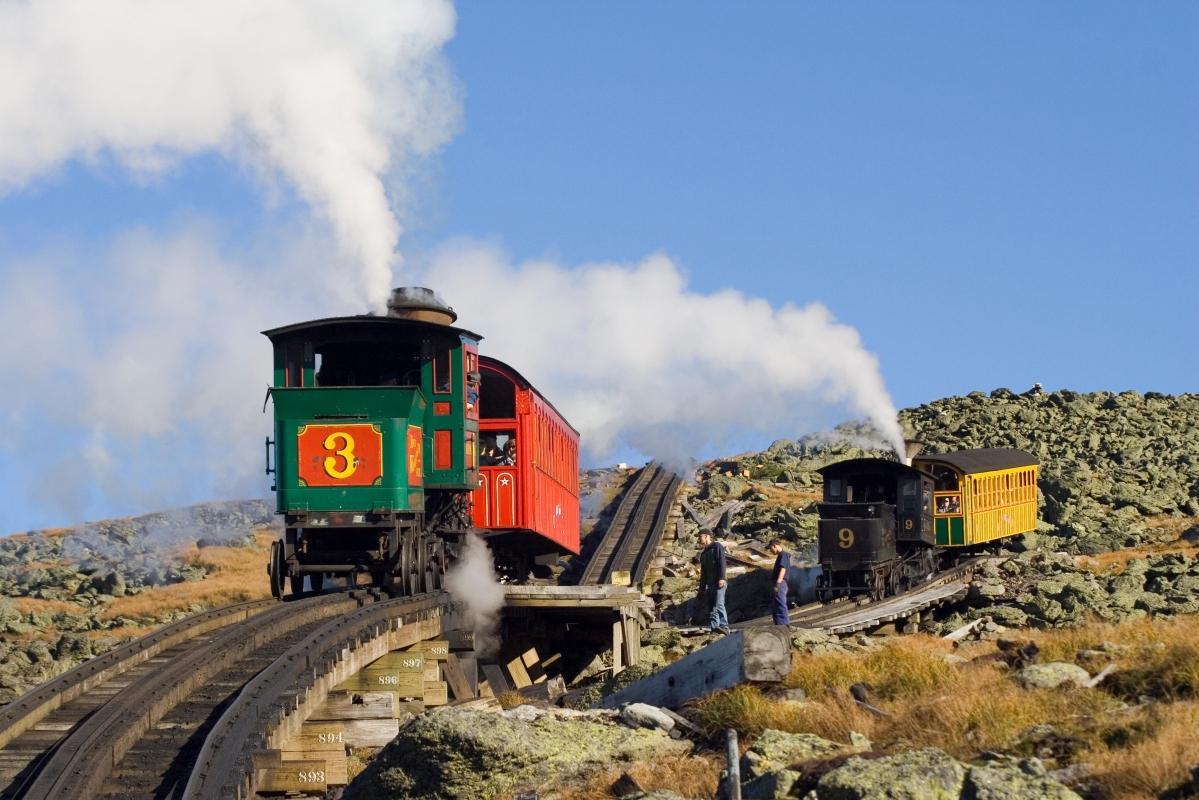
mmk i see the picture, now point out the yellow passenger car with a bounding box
[912,449,1038,547]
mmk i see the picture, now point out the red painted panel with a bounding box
[434,430,452,470]
[433,402,451,416]
[296,423,383,488]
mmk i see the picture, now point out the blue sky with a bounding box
[1,2,1196,532]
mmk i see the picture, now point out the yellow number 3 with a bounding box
[323,432,358,479]
[837,528,855,549]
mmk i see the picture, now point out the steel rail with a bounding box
[580,464,681,587]
[579,464,660,585]
[183,591,452,800]
[618,471,681,588]
[0,599,275,753]
[15,593,362,800]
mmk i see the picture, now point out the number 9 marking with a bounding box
[904,518,914,531]
[837,528,855,549]
[323,431,358,479]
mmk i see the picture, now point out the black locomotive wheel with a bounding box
[289,572,304,597]
[398,529,414,597]
[268,540,285,600]
[310,572,325,593]
[412,533,427,596]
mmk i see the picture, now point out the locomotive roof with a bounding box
[913,448,1038,474]
[262,314,483,342]
[817,457,931,479]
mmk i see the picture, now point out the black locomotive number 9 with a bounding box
[837,528,854,549]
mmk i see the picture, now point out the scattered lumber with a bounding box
[598,626,791,709]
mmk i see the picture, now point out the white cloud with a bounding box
[422,240,905,468]
[0,0,460,308]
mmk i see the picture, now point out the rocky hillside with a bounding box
[0,500,276,702]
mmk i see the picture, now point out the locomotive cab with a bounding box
[815,458,935,599]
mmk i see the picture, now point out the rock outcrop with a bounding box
[346,705,690,800]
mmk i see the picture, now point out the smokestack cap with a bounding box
[904,439,925,461]
[386,287,458,325]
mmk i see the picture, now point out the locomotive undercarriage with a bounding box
[268,509,462,599]
[816,545,937,602]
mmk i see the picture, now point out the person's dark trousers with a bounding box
[771,582,789,625]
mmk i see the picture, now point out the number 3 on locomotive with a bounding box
[295,423,383,488]
[322,431,357,479]
[837,528,855,549]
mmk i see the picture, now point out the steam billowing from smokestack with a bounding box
[0,0,461,309]
[424,243,907,463]
[444,533,505,659]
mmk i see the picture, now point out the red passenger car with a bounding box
[470,356,580,566]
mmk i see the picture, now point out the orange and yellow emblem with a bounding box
[296,424,383,487]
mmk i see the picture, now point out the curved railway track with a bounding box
[0,582,453,800]
[579,463,680,588]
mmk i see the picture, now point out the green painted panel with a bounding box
[951,517,965,545]
[935,517,949,546]
[271,387,426,513]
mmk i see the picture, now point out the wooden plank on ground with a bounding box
[407,639,449,660]
[447,629,475,651]
[481,663,511,696]
[458,655,478,696]
[612,618,625,675]
[598,626,790,710]
[505,655,532,688]
[341,718,401,747]
[281,723,346,758]
[259,760,330,793]
[310,691,397,721]
[443,653,474,700]
[335,667,423,698]
[423,680,448,706]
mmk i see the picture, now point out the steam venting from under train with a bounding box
[0,0,459,310]
[423,242,907,463]
[444,533,506,659]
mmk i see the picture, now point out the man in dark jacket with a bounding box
[769,538,791,626]
[696,529,729,634]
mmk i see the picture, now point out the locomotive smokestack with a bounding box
[904,439,925,461]
[386,286,458,325]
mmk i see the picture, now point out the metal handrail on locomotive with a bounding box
[815,446,1038,600]
[262,287,581,598]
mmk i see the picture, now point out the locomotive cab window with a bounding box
[826,479,843,501]
[313,338,422,387]
[433,345,451,393]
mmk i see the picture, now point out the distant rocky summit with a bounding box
[0,500,275,702]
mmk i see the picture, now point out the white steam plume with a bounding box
[0,0,460,308]
[423,241,906,463]
[444,533,506,659]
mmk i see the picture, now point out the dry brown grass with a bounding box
[10,597,85,616]
[754,484,822,508]
[96,532,273,621]
[547,753,721,800]
[1076,516,1199,573]
[496,691,525,710]
[695,633,1131,758]
[1086,702,1199,800]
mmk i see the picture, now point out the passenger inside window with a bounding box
[480,431,516,466]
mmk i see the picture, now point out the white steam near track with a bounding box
[423,242,906,465]
[0,0,459,308]
[443,533,505,659]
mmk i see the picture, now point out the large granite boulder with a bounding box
[812,748,1081,800]
[346,706,690,800]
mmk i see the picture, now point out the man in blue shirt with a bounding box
[769,539,791,626]
[697,529,730,634]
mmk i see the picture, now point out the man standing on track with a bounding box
[769,538,791,626]
[696,529,730,634]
